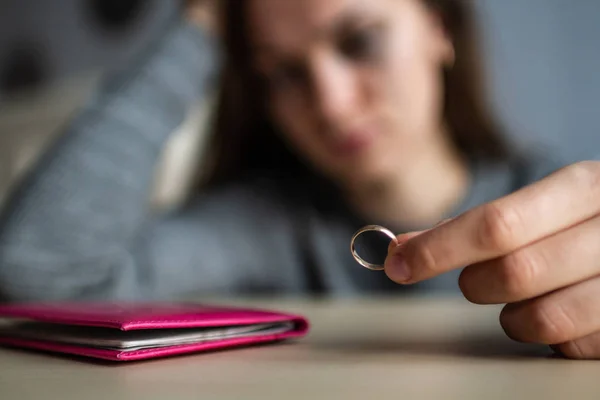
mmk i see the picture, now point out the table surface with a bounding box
[1,297,600,400]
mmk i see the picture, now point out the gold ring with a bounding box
[350,225,397,271]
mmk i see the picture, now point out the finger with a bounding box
[500,275,600,344]
[433,218,454,227]
[459,214,600,304]
[385,161,600,284]
[388,231,424,253]
[387,220,454,254]
[553,331,600,360]
[386,221,453,267]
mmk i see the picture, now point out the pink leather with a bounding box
[0,302,309,361]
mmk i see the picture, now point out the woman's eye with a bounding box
[338,26,382,61]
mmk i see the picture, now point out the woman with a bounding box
[1,0,599,358]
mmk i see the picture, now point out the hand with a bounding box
[384,161,600,359]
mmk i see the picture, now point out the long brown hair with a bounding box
[202,0,511,188]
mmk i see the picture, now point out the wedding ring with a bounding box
[350,225,397,271]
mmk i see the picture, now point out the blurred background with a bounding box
[1,0,599,211]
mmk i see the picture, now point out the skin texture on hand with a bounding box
[384,161,600,359]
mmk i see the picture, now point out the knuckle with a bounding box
[530,301,575,344]
[500,250,540,300]
[477,203,520,252]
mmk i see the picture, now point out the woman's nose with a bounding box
[310,54,360,127]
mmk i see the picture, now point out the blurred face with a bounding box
[248,0,455,186]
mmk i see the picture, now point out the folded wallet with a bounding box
[0,302,309,361]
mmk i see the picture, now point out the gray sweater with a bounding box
[0,20,564,302]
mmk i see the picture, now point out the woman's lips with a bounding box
[330,129,376,157]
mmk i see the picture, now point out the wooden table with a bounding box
[1,297,599,399]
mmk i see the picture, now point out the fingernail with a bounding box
[386,250,411,283]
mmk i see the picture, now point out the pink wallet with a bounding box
[0,302,309,361]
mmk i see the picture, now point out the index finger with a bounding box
[384,161,600,284]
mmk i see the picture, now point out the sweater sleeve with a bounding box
[0,18,235,301]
